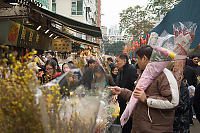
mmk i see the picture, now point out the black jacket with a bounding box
[173,81,190,132]
[183,65,197,86]
[186,59,200,76]
[81,67,94,90]
[194,83,200,123]
[114,63,138,133]
[114,63,138,114]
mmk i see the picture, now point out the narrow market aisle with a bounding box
[190,119,200,133]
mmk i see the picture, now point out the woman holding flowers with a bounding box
[110,45,179,133]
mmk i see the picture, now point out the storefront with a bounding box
[0,0,102,53]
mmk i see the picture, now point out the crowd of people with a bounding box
[21,45,200,133]
[110,46,200,133]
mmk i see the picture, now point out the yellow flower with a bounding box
[18,103,23,108]
[34,57,38,63]
[112,105,120,118]
[28,55,32,59]
[70,91,74,96]
[112,112,119,118]
[32,50,37,55]
[169,52,175,60]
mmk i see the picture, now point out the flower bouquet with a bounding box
[173,22,197,86]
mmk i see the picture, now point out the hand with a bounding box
[108,86,121,95]
[112,68,118,75]
[133,88,147,103]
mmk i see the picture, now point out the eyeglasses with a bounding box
[45,67,53,71]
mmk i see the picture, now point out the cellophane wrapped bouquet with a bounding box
[37,61,119,133]
[173,22,197,86]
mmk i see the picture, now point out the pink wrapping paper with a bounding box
[120,61,170,126]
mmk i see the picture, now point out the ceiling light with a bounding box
[45,29,49,34]
[9,3,19,6]
[49,34,53,37]
[54,36,58,39]
[36,26,41,30]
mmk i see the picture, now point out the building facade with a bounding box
[48,0,99,26]
[106,25,130,43]
[46,0,101,44]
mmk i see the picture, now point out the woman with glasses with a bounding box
[41,59,62,84]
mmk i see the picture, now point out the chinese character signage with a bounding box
[0,20,51,50]
[17,25,51,50]
[0,21,20,46]
[52,38,72,52]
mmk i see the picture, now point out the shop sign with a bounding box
[17,25,51,50]
[52,38,72,52]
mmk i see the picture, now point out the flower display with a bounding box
[0,50,43,133]
[0,48,119,133]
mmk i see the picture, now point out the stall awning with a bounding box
[31,5,102,38]
[0,1,101,50]
[51,28,99,47]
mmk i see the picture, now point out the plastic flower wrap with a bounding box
[120,31,178,126]
[173,22,197,86]
[36,60,119,133]
[0,46,119,133]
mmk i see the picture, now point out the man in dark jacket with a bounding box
[184,61,198,125]
[113,53,138,133]
[173,81,190,133]
[187,56,200,76]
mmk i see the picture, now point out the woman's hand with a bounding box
[133,88,147,103]
[108,86,121,95]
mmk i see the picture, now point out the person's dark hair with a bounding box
[107,57,113,62]
[88,59,96,66]
[136,45,153,60]
[93,65,105,74]
[183,65,197,86]
[45,59,58,74]
[117,53,129,64]
[93,65,105,81]
[62,63,68,73]
[68,61,74,64]
[51,57,61,72]
[190,55,199,60]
